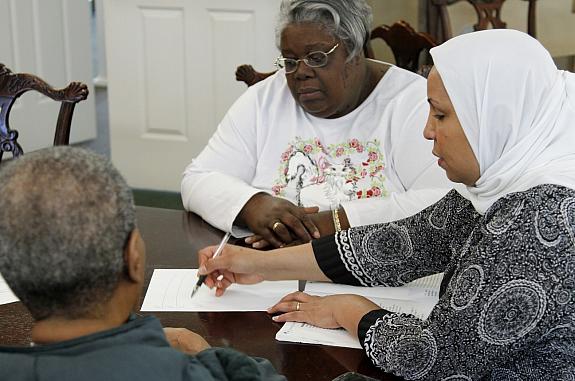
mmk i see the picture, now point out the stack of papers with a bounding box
[0,273,19,305]
[140,269,444,349]
[141,269,298,312]
[276,273,444,349]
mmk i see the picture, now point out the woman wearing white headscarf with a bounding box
[197,30,575,379]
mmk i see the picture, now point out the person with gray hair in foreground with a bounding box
[0,146,284,381]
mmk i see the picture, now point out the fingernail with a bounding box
[272,316,278,321]
[198,266,206,274]
[216,274,224,281]
[245,237,253,243]
[314,231,320,238]
[253,242,261,248]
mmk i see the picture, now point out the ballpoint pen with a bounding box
[191,231,231,298]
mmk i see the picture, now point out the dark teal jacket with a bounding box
[0,315,285,381]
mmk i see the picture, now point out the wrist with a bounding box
[254,249,278,280]
[264,244,328,281]
[336,207,350,230]
[310,211,335,236]
[237,192,269,225]
[335,296,380,336]
[242,247,270,279]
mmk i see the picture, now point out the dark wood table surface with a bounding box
[0,206,400,381]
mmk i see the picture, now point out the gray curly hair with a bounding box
[276,0,373,60]
[0,146,136,320]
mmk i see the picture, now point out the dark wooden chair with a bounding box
[235,64,276,87]
[236,19,437,87]
[364,20,437,75]
[0,63,89,162]
[428,0,538,44]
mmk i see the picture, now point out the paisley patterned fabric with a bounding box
[313,185,575,379]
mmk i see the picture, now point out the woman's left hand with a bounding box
[267,292,380,333]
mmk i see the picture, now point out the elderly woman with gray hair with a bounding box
[182,0,450,248]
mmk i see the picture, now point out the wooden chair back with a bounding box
[235,65,275,87]
[428,0,537,44]
[364,20,437,74]
[0,63,88,162]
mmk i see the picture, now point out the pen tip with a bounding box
[190,285,199,298]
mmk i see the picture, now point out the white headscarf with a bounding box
[430,29,575,214]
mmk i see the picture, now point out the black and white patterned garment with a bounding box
[312,185,575,380]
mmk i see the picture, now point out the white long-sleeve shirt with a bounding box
[182,65,451,233]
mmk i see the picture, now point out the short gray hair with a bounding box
[276,0,373,60]
[0,147,136,320]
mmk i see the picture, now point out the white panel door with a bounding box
[104,0,281,191]
[0,0,97,151]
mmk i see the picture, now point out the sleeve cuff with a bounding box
[357,309,389,345]
[312,234,362,286]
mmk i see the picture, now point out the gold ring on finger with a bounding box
[296,301,300,311]
[272,221,282,231]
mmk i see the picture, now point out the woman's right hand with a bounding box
[198,244,265,296]
[237,193,320,248]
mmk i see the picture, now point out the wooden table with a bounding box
[0,206,399,381]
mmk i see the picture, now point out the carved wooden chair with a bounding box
[428,0,538,44]
[235,65,276,87]
[236,20,437,87]
[364,20,437,75]
[0,63,89,162]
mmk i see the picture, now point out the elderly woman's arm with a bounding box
[340,187,449,228]
[182,79,318,247]
[181,88,263,234]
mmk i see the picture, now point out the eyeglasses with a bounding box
[275,43,339,74]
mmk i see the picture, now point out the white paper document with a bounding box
[276,273,444,349]
[276,322,362,349]
[305,273,442,302]
[0,273,19,305]
[141,269,298,312]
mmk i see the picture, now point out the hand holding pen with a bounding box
[191,232,231,298]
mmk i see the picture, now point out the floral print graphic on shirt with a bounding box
[272,137,388,208]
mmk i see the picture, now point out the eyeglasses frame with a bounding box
[275,43,340,74]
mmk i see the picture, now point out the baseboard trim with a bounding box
[132,188,184,210]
